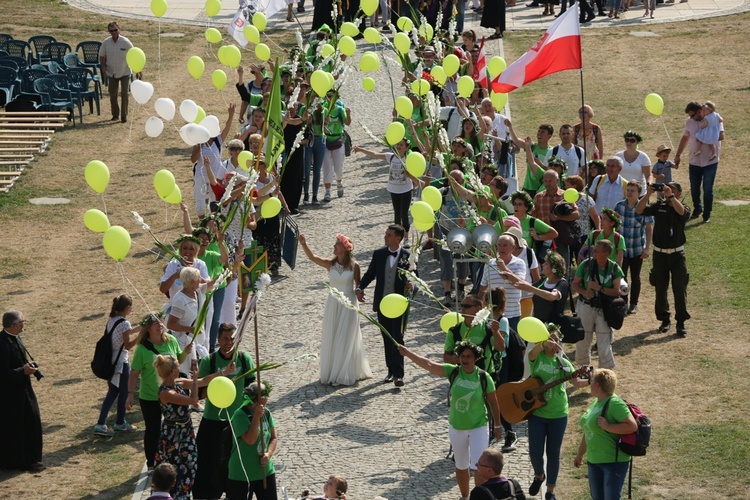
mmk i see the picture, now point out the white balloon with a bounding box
[179,124,193,145]
[199,115,221,138]
[154,97,176,121]
[179,99,199,123]
[184,123,211,146]
[131,80,154,105]
[145,116,164,138]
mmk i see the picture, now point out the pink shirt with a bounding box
[684,114,723,166]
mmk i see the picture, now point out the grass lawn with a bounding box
[1,0,749,497]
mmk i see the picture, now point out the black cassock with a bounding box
[0,330,43,469]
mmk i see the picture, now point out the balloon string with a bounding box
[158,20,162,86]
[165,201,169,229]
[660,116,674,151]
[101,192,108,216]
[224,406,252,485]
[120,262,155,313]
[130,241,161,258]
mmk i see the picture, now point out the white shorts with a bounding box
[448,424,489,470]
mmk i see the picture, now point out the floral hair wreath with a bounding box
[139,311,165,328]
[454,340,483,360]
[244,382,273,402]
[601,207,621,231]
[175,234,203,247]
[623,130,643,142]
[198,212,226,229]
[545,250,565,279]
[547,155,568,172]
[335,234,353,252]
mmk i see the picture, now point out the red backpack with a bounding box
[602,397,651,458]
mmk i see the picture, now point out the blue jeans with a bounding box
[456,0,466,34]
[304,136,325,201]
[689,162,717,220]
[97,363,130,426]
[588,460,630,500]
[209,286,226,353]
[608,0,622,11]
[528,414,568,487]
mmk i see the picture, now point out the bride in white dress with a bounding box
[299,233,373,386]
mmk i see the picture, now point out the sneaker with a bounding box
[676,322,687,336]
[659,319,671,333]
[337,183,344,198]
[545,492,557,500]
[402,236,410,248]
[302,197,309,206]
[690,209,702,220]
[113,422,137,432]
[529,474,545,496]
[312,198,321,205]
[381,24,392,32]
[627,304,638,315]
[502,431,518,452]
[94,424,115,437]
[442,293,454,308]
[703,217,711,223]
[297,5,305,12]
[323,193,331,202]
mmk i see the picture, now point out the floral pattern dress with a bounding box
[157,384,197,500]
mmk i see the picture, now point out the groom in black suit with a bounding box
[356,224,412,387]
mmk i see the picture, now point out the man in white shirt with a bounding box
[99,21,134,123]
[589,157,627,214]
[478,234,527,332]
[479,98,510,176]
[547,124,585,177]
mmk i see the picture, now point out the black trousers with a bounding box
[193,418,229,498]
[390,191,412,234]
[226,474,277,500]
[377,311,405,378]
[139,398,162,467]
[621,254,644,307]
[653,250,690,323]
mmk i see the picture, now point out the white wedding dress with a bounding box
[319,263,373,386]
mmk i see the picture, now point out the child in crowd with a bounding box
[695,101,721,162]
[299,475,348,499]
[147,463,177,500]
[652,144,675,187]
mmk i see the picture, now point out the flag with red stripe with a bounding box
[473,37,488,90]
[491,8,582,94]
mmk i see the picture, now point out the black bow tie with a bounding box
[388,250,398,258]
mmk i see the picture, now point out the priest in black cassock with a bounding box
[0,310,44,472]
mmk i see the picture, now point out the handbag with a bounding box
[557,314,585,343]
[592,259,627,330]
[325,137,343,151]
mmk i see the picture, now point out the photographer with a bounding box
[571,240,623,369]
[636,181,691,336]
[0,310,44,472]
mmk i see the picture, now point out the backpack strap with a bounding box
[600,395,621,462]
[477,484,497,499]
[108,318,127,369]
[448,366,460,388]
[209,351,218,374]
[141,338,161,357]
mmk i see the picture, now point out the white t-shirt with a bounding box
[615,150,651,186]
[547,144,584,177]
[107,316,132,386]
[480,255,527,319]
[160,258,210,300]
[385,153,414,194]
[515,247,539,299]
[168,290,207,373]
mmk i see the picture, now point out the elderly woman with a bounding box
[127,312,191,472]
[574,369,638,500]
[574,104,604,162]
[510,191,558,262]
[227,382,279,500]
[298,232,372,386]
[399,341,502,499]
[583,208,625,267]
[159,234,210,300]
[615,181,653,316]
[94,294,141,437]
[615,131,651,186]
[221,138,245,176]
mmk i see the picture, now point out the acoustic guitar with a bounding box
[497,365,592,424]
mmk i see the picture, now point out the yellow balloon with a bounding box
[564,188,580,204]
[645,93,664,116]
[487,56,507,78]
[163,185,182,204]
[150,0,168,18]
[217,46,229,66]
[327,72,335,89]
[260,197,282,219]
[244,24,260,45]
[339,36,356,57]
[85,160,110,194]
[440,311,464,333]
[396,16,414,32]
[224,45,242,68]
[310,70,332,97]
[442,54,460,77]
[212,69,227,90]
[83,209,110,233]
[409,200,434,224]
[410,79,430,96]
[362,77,376,91]
[187,56,205,79]
[193,105,206,124]
[238,151,254,171]
[126,47,146,73]
[385,122,405,145]
[421,185,442,211]
[207,376,236,409]
[430,65,446,86]
[253,12,267,31]
[395,95,413,119]
[405,151,426,178]
[205,0,221,17]
[321,43,335,59]
[255,43,270,62]
[413,218,434,231]
[418,23,434,42]
[363,27,382,44]
[359,52,379,72]
[457,75,474,98]
[341,22,359,37]
[518,316,550,343]
[361,0,378,16]
[205,27,222,44]
[490,91,508,111]
[153,169,176,198]
[380,293,409,319]
[393,32,410,55]
[102,226,131,262]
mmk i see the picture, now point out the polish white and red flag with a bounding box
[490,7,581,94]
[473,37,488,90]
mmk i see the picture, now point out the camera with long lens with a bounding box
[29,361,44,381]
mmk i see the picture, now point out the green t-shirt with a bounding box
[198,351,256,421]
[203,242,226,289]
[323,104,346,141]
[585,230,626,262]
[228,405,276,481]
[443,363,496,430]
[520,215,552,247]
[522,143,550,191]
[131,335,182,401]
[579,394,632,463]
[444,322,496,374]
[575,258,624,294]
[529,353,574,419]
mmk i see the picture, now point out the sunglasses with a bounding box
[624,137,637,143]
[460,303,480,309]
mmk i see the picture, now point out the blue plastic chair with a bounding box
[0,55,28,72]
[45,73,82,122]
[28,35,56,65]
[2,40,31,61]
[0,58,19,71]
[17,68,49,106]
[40,42,71,66]
[33,77,77,125]
[0,66,18,106]
[64,67,99,116]
[76,41,103,98]
[0,34,13,46]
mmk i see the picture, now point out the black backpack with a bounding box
[91,318,126,380]
[477,478,523,500]
[450,322,499,374]
[504,326,526,383]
